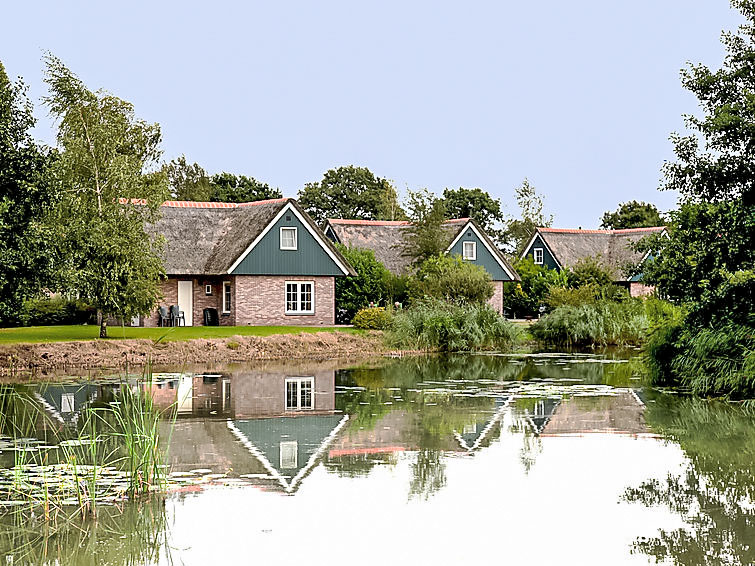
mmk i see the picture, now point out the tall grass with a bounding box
[387,299,520,351]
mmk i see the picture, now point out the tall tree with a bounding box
[600,200,664,229]
[503,178,553,255]
[43,54,170,338]
[0,62,60,325]
[298,165,406,224]
[209,172,281,203]
[401,189,449,266]
[164,155,213,201]
[442,187,505,242]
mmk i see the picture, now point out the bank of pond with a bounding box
[0,352,754,564]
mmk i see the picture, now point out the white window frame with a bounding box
[61,393,75,414]
[534,248,544,265]
[462,241,477,260]
[280,227,298,250]
[285,377,314,411]
[285,281,315,315]
[222,281,231,313]
[205,284,212,296]
[280,440,298,469]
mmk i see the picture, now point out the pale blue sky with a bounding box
[1,1,743,228]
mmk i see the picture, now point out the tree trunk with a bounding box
[99,311,108,338]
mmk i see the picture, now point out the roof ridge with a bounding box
[538,226,666,235]
[160,198,289,209]
[327,217,470,226]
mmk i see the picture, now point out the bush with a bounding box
[505,258,568,318]
[334,244,394,324]
[387,299,520,351]
[409,255,493,305]
[21,296,96,326]
[567,256,614,288]
[352,307,393,330]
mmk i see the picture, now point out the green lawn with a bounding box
[0,324,358,344]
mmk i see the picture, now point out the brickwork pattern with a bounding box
[234,276,335,326]
[488,280,504,314]
[144,279,178,327]
[629,282,655,298]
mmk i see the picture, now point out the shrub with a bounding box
[387,299,520,351]
[408,255,493,304]
[567,256,614,288]
[334,244,393,324]
[505,258,568,318]
[352,307,393,330]
[21,296,97,326]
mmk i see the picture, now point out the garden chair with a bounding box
[170,305,186,327]
[158,306,170,327]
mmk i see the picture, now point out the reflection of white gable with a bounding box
[453,397,511,452]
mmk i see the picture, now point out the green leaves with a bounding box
[600,200,664,230]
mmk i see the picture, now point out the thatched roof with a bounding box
[325,218,470,275]
[149,198,354,275]
[535,227,666,278]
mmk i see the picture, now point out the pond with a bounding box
[0,352,753,565]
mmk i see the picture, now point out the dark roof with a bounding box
[149,198,354,275]
[533,226,666,279]
[325,218,520,278]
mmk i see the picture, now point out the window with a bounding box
[205,284,212,296]
[463,241,477,260]
[61,393,75,414]
[280,441,298,469]
[222,281,231,313]
[280,227,298,250]
[534,248,544,265]
[285,281,314,314]
[285,377,314,410]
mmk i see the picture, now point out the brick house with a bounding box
[519,226,667,297]
[136,198,355,327]
[323,218,520,314]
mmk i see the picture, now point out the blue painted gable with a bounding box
[522,234,560,270]
[448,225,514,281]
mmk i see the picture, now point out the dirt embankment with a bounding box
[0,331,387,373]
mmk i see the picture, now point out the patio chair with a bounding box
[158,306,170,327]
[170,305,186,327]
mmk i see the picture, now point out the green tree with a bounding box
[0,62,60,325]
[503,178,553,255]
[408,254,494,304]
[333,244,393,323]
[505,258,567,318]
[402,189,450,267]
[298,165,405,224]
[163,155,213,201]
[442,187,504,242]
[43,54,170,338]
[600,200,664,229]
[209,172,281,203]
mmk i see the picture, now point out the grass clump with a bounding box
[387,299,519,352]
[352,307,393,330]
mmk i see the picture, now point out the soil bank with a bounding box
[0,331,388,373]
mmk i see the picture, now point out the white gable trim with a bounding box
[453,396,511,452]
[519,230,563,270]
[227,202,350,275]
[446,221,517,280]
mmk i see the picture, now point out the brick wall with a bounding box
[488,280,504,314]
[629,282,655,298]
[192,278,225,326]
[143,279,178,327]
[234,275,335,326]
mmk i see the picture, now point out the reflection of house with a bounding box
[145,373,232,417]
[453,396,511,452]
[540,391,648,436]
[35,384,103,425]
[518,397,562,436]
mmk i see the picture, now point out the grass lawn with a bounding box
[0,324,358,344]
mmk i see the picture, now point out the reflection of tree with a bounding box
[624,393,755,565]
[408,449,446,501]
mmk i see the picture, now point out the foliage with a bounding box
[441,187,504,242]
[408,254,493,304]
[387,299,520,351]
[600,200,664,229]
[0,62,60,326]
[298,165,405,224]
[505,258,568,317]
[401,189,450,266]
[21,296,96,326]
[209,172,281,203]
[163,155,213,201]
[567,256,614,288]
[333,244,393,323]
[43,54,170,338]
[502,178,553,255]
[352,306,393,330]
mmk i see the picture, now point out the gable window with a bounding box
[280,227,298,250]
[285,281,314,314]
[463,241,477,260]
[61,393,75,414]
[285,377,314,410]
[280,441,298,469]
[534,248,544,265]
[222,281,231,313]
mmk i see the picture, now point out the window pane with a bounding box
[280,441,298,469]
[281,228,296,249]
[300,379,313,409]
[286,283,298,312]
[300,283,312,312]
[286,381,298,409]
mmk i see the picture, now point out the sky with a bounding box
[0,1,745,228]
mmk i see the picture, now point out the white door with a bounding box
[177,280,194,326]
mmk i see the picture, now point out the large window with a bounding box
[285,377,314,410]
[285,281,314,314]
[222,281,231,313]
[463,241,477,260]
[534,248,544,265]
[280,227,298,250]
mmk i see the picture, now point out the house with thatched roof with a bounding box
[136,198,355,327]
[520,226,667,297]
[323,218,520,313]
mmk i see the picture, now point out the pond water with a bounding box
[1,352,754,565]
